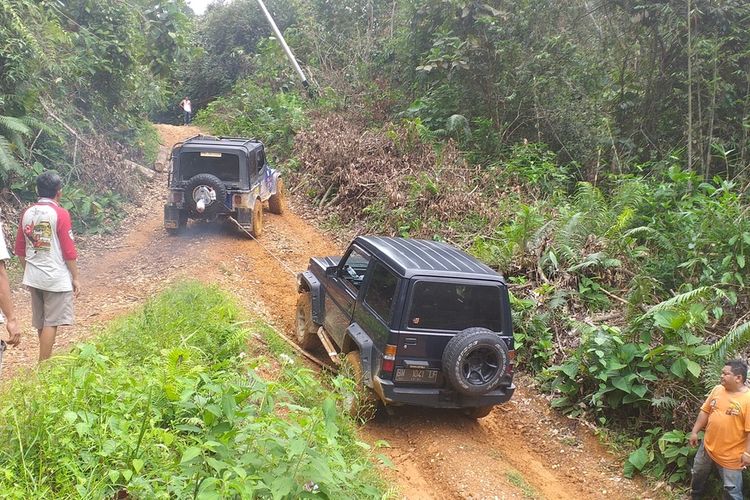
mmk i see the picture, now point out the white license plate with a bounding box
[394,367,439,383]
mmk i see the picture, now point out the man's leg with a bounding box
[38,325,57,361]
[691,443,715,499]
[716,465,743,500]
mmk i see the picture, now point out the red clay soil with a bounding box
[0,124,664,499]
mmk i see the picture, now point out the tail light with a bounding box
[381,344,397,373]
[506,349,515,374]
[170,191,184,203]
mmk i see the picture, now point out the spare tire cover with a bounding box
[442,327,510,396]
[185,173,227,217]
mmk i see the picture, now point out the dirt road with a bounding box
[1,125,660,499]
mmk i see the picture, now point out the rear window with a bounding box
[179,151,240,182]
[407,281,503,332]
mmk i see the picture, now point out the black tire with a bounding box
[442,328,510,396]
[342,350,377,421]
[251,199,263,238]
[268,178,286,215]
[184,173,227,218]
[464,405,494,419]
[295,292,319,350]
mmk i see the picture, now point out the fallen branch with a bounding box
[39,100,95,149]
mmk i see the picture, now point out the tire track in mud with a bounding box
[1,125,659,500]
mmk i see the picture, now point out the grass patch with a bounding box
[0,282,387,498]
[505,469,537,498]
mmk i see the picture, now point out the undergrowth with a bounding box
[0,282,387,499]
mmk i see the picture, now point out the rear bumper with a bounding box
[373,376,515,409]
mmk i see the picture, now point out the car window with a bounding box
[407,281,503,332]
[180,152,240,182]
[364,262,398,322]
[338,247,370,291]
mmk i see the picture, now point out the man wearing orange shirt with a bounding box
[689,359,750,499]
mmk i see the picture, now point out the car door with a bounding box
[324,245,371,347]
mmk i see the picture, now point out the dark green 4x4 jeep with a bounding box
[296,236,515,418]
[164,135,286,236]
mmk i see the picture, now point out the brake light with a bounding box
[381,344,397,373]
[170,191,184,203]
[506,350,515,374]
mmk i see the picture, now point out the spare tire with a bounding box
[442,328,510,396]
[185,173,227,218]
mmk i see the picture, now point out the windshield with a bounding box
[407,281,503,332]
[179,151,240,182]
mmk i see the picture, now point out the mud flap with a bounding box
[164,205,185,229]
[346,324,374,388]
[236,207,252,228]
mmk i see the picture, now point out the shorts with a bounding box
[29,287,74,329]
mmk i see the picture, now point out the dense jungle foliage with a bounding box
[0,0,190,230]
[4,0,750,489]
[188,0,750,486]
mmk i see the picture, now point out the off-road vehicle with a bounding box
[163,135,286,236]
[296,236,515,418]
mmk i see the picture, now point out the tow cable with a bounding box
[226,216,337,373]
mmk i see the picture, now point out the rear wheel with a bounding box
[251,199,263,238]
[295,292,319,350]
[464,405,494,419]
[268,178,287,215]
[342,351,377,421]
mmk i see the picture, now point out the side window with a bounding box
[364,262,398,322]
[257,150,265,172]
[338,247,370,291]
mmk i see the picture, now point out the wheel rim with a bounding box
[192,185,216,204]
[461,347,500,386]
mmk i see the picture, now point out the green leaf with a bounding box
[685,359,701,378]
[131,459,144,474]
[180,447,201,464]
[671,358,687,378]
[737,255,746,269]
[628,447,649,471]
[612,376,632,393]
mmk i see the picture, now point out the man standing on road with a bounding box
[179,96,192,125]
[689,359,750,499]
[15,171,80,362]
[0,214,21,350]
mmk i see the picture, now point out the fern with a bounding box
[642,286,716,317]
[0,136,21,175]
[708,320,750,369]
[624,226,675,252]
[0,115,32,138]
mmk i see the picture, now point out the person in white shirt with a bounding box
[179,96,192,125]
[15,171,79,361]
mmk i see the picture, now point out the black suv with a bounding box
[296,236,515,418]
[164,135,286,236]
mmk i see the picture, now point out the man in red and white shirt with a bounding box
[15,171,80,362]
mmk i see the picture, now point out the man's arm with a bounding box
[0,261,20,346]
[689,410,709,446]
[65,260,80,297]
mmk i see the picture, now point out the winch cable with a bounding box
[227,216,337,373]
[227,216,298,278]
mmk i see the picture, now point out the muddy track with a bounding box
[1,125,660,499]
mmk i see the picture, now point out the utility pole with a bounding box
[255,0,310,91]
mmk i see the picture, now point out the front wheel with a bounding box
[295,292,319,350]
